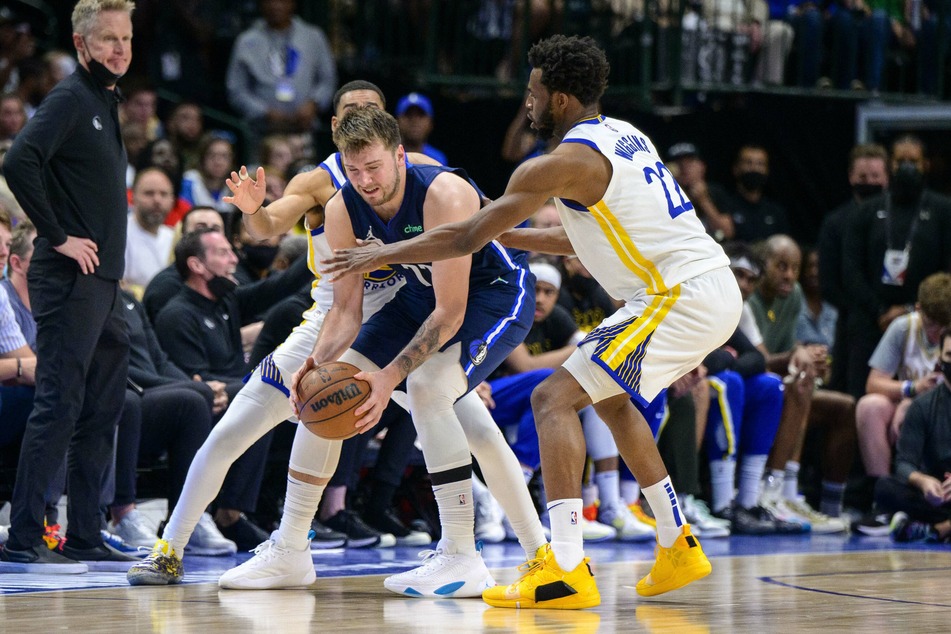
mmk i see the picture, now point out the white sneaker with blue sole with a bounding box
[383,538,495,598]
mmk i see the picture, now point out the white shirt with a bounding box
[124,213,175,289]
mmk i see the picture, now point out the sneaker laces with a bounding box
[249,539,286,561]
[515,552,545,579]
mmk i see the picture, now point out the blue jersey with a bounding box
[339,163,527,291]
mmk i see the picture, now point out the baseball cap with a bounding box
[667,142,700,161]
[395,93,434,117]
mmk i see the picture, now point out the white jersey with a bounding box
[302,153,404,321]
[553,115,729,300]
[900,312,939,380]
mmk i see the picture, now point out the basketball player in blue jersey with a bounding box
[325,35,744,608]
[282,104,537,598]
[128,81,547,590]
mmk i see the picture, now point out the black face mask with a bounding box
[207,275,237,299]
[891,160,924,205]
[941,360,951,386]
[82,38,123,88]
[853,183,884,201]
[738,171,767,192]
[242,244,279,271]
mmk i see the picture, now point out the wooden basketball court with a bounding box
[2,536,949,632]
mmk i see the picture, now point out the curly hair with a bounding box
[527,35,609,107]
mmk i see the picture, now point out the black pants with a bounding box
[113,382,215,513]
[875,475,951,525]
[9,269,129,549]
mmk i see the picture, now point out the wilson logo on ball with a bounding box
[309,383,365,412]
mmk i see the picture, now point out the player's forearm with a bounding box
[243,197,302,240]
[498,227,574,255]
[388,311,460,382]
[311,306,361,364]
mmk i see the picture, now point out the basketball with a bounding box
[296,361,371,440]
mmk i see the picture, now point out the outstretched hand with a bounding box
[322,239,383,280]
[224,166,267,215]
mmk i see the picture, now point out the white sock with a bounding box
[783,461,801,501]
[737,455,768,509]
[454,390,547,558]
[642,477,683,548]
[547,498,585,571]
[593,470,621,515]
[620,479,641,505]
[278,474,325,550]
[709,459,736,513]
[433,478,476,556]
[277,422,341,549]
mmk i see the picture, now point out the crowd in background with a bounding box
[1,0,951,564]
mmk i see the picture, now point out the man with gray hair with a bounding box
[0,0,136,572]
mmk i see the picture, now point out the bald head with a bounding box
[761,234,801,299]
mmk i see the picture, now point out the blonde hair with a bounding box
[919,272,951,327]
[72,0,135,37]
[332,106,401,157]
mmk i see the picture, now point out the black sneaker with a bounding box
[216,514,270,551]
[747,505,810,534]
[323,510,383,548]
[61,540,140,562]
[363,507,432,547]
[0,543,88,574]
[309,520,347,550]
[852,512,893,537]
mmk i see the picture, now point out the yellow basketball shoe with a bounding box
[635,525,711,597]
[482,544,601,610]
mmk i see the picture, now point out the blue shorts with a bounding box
[353,269,535,393]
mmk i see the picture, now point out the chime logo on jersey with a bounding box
[468,340,488,365]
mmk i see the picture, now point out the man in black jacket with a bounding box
[153,228,305,548]
[1,0,136,572]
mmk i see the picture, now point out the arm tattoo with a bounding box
[394,316,445,379]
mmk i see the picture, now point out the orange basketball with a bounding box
[296,361,371,440]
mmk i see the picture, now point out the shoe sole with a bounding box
[127,570,184,586]
[310,540,347,551]
[635,558,712,597]
[483,588,601,610]
[384,573,495,598]
[219,571,317,590]
[0,560,88,574]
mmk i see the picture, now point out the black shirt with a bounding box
[524,304,578,355]
[711,188,790,243]
[843,190,951,317]
[5,67,127,279]
[120,290,191,388]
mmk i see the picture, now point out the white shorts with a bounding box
[252,304,409,414]
[254,305,324,403]
[563,266,742,406]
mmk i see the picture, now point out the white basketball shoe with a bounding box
[218,531,316,590]
[383,538,495,598]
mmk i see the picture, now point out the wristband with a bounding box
[16,357,22,378]
[902,380,915,399]
[249,205,262,216]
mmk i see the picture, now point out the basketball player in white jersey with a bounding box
[324,35,743,608]
[127,81,546,590]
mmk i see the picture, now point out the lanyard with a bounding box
[882,193,921,252]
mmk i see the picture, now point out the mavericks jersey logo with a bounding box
[469,339,488,365]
